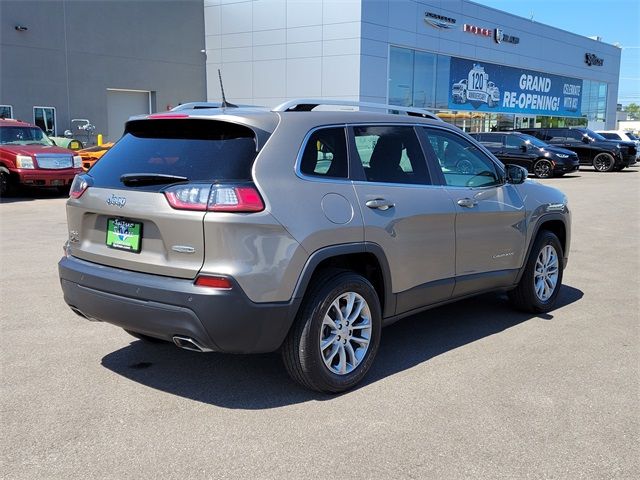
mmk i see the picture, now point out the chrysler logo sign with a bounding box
[424,11,457,30]
[585,53,604,66]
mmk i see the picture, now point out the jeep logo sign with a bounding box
[106,194,127,208]
[585,53,604,66]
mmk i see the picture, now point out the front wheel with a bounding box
[533,159,553,178]
[593,153,615,172]
[282,271,382,393]
[509,231,564,313]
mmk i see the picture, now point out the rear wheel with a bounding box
[593,153,615,172]
[282,270,381,393]
[533,159,553,178]
[509,231,563,313]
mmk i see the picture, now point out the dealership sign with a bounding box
[463,23,520,44]
[585,53,604,66]
[424,12,457,29]
[448,57,583,116]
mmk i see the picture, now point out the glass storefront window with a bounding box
[412,51,436,108]
[389,47,414,107]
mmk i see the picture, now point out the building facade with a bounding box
[1,0,206,142]
[204,0,621,131]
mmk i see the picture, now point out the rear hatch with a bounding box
[66,118,262,279]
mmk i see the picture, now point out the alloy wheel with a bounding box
[319,292,372,375]
[534,245,559,301]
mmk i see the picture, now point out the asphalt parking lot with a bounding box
[1,167,638,479]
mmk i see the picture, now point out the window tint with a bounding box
[89,119,259,189]
[0,126,53,146]
[564,129,584,142]
[423,128,501,188]
[545,129,566,143]
[478,133,504,149]
[300,127,348,179]
[599,132,620,140]
[353,125,430,185]
[0,105,13,119]
[505,135,524,149]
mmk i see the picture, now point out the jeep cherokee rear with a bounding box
[59,100,571,392]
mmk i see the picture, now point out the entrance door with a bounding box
[515,115,536,130]
[106,89,151,142]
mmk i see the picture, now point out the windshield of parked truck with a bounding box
[0,126,54,146]
[580,128,607,141]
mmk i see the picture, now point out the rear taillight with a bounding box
[194,275,232,289]
[69,174,91,199]
[164,184,264,212]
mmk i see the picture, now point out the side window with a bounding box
[34,106,56,135]
[299,127,348,179]
[353,125,430,185]
[546,129,567,143]
[565,130,584,143]
[480,134,505,149]
[0,105,13,119]
[504,135,524,149]
[423,128,502,188]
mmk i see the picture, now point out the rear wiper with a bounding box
[120,173,188,186]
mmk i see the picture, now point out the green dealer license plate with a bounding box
[106,218,142,253]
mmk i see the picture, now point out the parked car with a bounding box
[596,130,640,161]
[516,127,637,172]
[58,100,571,393]
[77,142,114,171]
[0,119,82,196]
[470,132,579,178]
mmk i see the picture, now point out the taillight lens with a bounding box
[69,174,90,199]
[164,184,264,212]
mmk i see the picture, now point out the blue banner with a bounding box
[448,57,583,116]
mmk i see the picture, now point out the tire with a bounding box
[592,153,615,172]
[282,270,382,393]
[509,231,564,313]
[533,159,553,178]
[124,329,166,343]
[0,167,13,197]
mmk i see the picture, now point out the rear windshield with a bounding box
[88,119,258,188]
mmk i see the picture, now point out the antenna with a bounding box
[218,69,237,108]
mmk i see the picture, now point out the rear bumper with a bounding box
[58,255,295,353]
[15,168,80,186]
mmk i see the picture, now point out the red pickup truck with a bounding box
[0,119,82,196]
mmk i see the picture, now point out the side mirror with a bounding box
[520,143,528,152]
[505,164,527,184]
[582,136,590,144]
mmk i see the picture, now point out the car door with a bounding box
[349,125,457,314]
[420,126,527,297]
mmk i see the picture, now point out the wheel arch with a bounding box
[515,214,568,284]
[290,243,395,319]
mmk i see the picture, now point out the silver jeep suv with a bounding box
[58,99,571,392]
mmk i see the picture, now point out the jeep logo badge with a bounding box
[106,194,126,208]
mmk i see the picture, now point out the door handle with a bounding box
[365,198,395,210]
[457,198,478,208]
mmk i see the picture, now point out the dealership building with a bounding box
[204,0,621,131]
[1,1,622,140]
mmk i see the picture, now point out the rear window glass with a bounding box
[88,119,258,188]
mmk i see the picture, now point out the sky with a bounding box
[476,0,640,107]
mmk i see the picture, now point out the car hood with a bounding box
[518,179,569,216]
[0,144,74,156]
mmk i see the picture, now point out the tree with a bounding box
[624,103,640,120]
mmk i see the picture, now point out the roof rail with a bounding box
[170,102,263,111]
[272,98,442,121]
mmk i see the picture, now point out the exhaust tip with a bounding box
[172,335,212,353]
